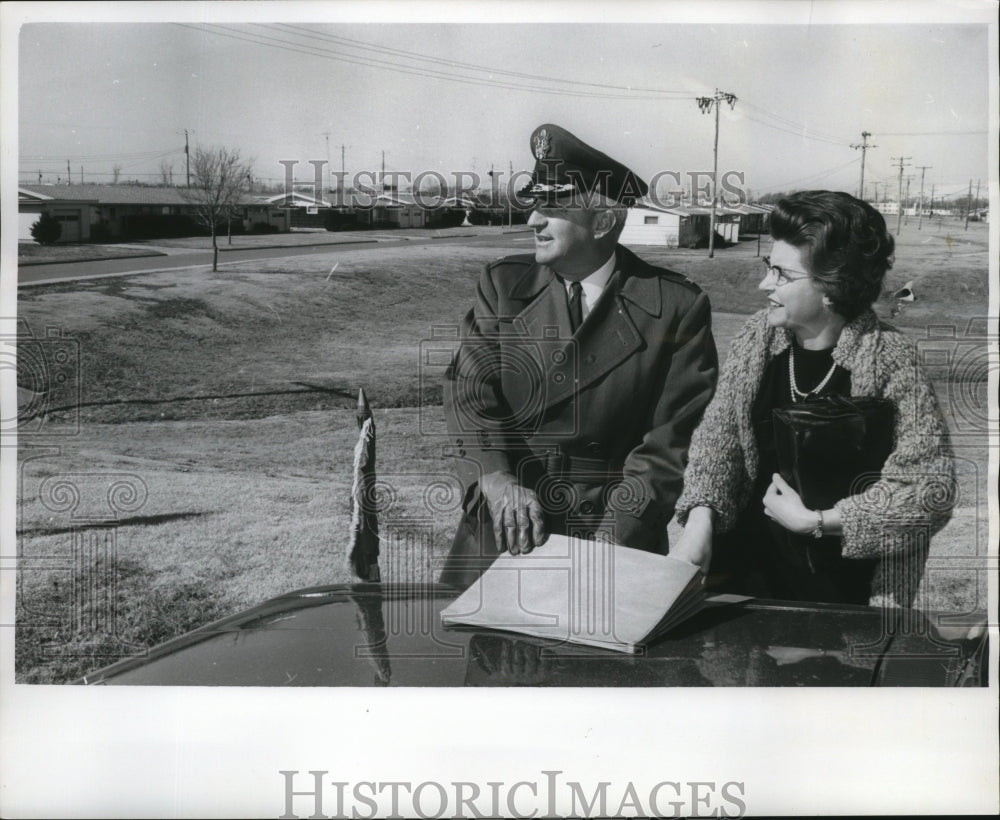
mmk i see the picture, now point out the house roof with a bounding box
[629,198,688,216]
[630,196,773,217]
[262,191,332,208]
[18,183,261,207]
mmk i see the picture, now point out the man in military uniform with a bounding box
[439,124,718,588]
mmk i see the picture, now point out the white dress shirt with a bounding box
[562,252,616,321]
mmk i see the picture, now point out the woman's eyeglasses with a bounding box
[761,256,811,287]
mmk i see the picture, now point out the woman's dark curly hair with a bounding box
[769,190,894,321]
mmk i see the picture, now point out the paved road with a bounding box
[18,232,532,287]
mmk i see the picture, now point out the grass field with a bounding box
[15,220,992,682]
[17,242,168,265]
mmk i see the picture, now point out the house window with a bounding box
[644,215,659,225]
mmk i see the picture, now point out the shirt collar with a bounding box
[564,251,616,298]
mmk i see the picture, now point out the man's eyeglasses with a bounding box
[761,256,811,287]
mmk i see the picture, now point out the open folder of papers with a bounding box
[440,534,706,654]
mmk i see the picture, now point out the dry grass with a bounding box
[17,242,167,265]
[15,224,991,682]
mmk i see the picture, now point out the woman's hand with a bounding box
[671,506,714,574]
[763,473,819,535]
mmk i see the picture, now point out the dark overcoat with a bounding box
[439,244,718,587]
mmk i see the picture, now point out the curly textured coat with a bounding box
[676,308,955,607]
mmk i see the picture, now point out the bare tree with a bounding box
[183,145,253,271]
[159,160,174,186]
[112,164,122,184]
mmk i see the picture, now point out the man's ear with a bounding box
[592,209,617,239]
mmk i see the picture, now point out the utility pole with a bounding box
[891,156,911,235]
[974,178,981,222]
[67,159,71,185]
[964,179,973,230]
[80,166,83,184]
[904,176,912,225]
[696,89,738,258]
[322,132,331,191]
[509,160,513,228]
[916,165,932,230]
[850,131,875,200]
[184,129,190,187]
[929,183,935,218]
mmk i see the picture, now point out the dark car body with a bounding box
[79,584,989,687]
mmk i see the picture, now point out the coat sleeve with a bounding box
[442,262,525,508]
[605,288,719,547]
[674,313,761,532]
[835,337,956,562]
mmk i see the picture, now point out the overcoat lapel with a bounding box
[509,251,657,411]
[511,270,573,341]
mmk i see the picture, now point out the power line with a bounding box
[176,23,696,102]
[738,111,851,146]
[19,147,184,162]
[739,99,850,146]
[873,130,987,136]
[269,23,694,98]
[756,156,861,193]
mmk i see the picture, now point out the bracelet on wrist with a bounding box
[810,509,824,539]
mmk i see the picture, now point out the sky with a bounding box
[14,7,994,204]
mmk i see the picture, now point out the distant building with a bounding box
[18,184,286,242]
[620,199,770,248]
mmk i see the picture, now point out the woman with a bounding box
[672,190,954,607]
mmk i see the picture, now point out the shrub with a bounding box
[30,212,62,245]
[323,210,358,231]
[89,220,113,243]
[250,221,280,234]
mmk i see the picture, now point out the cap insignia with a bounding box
[533,129,551,160]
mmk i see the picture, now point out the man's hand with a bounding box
[479,471,547,555]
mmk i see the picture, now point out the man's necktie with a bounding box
[568,281,583,333]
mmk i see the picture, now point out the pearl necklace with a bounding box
[788,344,838,403]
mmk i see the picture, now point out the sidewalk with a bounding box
[19,225,533,266]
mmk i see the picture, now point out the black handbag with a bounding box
[772,396,896,511]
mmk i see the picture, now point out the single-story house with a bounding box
[261,190,335,229]
[18,184,287,242]
[731,203,772,236]
[357,191,428,228]
[619,200,691,248]
[19,187,99,242]
[621,200,753,248]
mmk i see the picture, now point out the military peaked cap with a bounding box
[519,123,649,207]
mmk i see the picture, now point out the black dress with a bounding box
[709,342,879,604]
